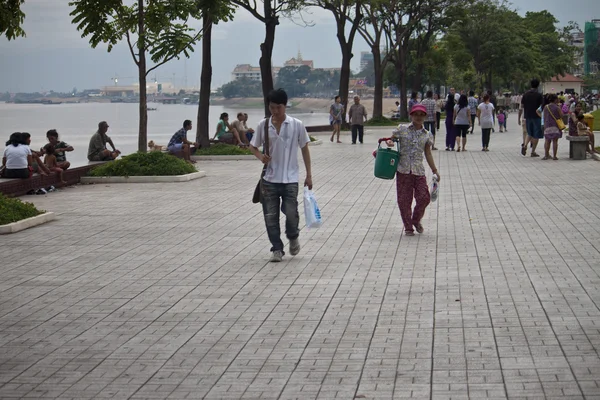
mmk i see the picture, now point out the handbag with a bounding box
[252,118,270,204]
[547,105,566,130]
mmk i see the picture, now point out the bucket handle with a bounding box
[377,137,399,151]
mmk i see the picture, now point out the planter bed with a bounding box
[192,155,256,161]
[0,212,55,234]
[81,171,206,184]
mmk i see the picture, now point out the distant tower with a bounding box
[297,49,302,61]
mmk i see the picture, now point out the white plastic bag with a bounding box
[303,187,323,229]
[430,175,439,202]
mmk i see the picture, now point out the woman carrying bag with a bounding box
[542,93,564,160]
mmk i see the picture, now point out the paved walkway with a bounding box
[1,117,600,400]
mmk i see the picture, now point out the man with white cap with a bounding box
[387,103,441,236]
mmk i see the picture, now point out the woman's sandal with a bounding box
[542,156,550,160]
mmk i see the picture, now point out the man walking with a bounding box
[519,79,544,157]
[468,91,478,134]
[421,91,438,150]
[348,95,368,144]
[249,89,313,262]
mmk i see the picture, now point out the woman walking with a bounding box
[330,95,344,143]
[477,94,495,151]
[453,94,472,152]
[542,94,563,160]
[444,94,456,151]
[386,104,440,236]
[435,93,443,131]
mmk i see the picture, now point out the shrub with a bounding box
[89,151,197,177]
[194,143,253,156]
[0,194,44,225]
[309,136,318,142]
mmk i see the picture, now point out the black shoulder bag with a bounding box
[252,118,270,204]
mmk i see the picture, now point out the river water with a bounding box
[0,102,329,167]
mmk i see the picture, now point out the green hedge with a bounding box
[0,194,44,225]
[89,151,197,177]
[194,143,252,156]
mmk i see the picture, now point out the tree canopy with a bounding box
[0,0,25,40]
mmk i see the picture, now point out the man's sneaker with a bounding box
[290,238,301,256]
[270,250,284,263]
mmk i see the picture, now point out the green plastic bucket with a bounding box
[374,142,400,180]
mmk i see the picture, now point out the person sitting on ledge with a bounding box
[213,112,246,146]
[168,119,198,164]
[230,112,251,145]
[43,145,67,184]
[88,121,121,162]
[21,132,52,176]
[243,113,255,142]
[43,129,73,170]
[2,132,32,179]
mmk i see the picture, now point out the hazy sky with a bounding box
[0,0,597,93]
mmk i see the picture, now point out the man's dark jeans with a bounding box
[261,180,300,252]
[351,124,364,143]
[424,121,436,136]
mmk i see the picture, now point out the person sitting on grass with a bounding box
[576,114,597,155]
[88,121,121,162]
[44,129,73,170]
[168,119,198,164]
[43,145,67,184]
[213,112,246,146]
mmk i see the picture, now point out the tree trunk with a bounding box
[372,47,384,119]
[137,0,148,153]
[339,45,352,119]
[259,2,277,118]
[196,15,212,148]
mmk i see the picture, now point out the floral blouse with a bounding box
[392,124,433,176]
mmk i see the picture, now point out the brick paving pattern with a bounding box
[1,117,599,399]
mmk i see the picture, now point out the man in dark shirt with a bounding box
[518,79,544,157]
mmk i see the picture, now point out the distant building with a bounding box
[284,52,314,69]
[584,20,600,75]
[232,64,262,81]
[231,64,280,81]
[360,51,373,71]
[543,73,584,94]
[569,30,585,76]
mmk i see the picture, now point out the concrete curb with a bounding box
[80,171,206,184]
[0,212,55,234]
[308,140,323,146]
[192,155,256,161]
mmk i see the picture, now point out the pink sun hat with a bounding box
[410,104,427,115]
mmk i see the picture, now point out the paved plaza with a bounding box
[1,117,600,399]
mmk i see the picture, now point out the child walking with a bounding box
[387,104,441,236]
[497,107,507,132]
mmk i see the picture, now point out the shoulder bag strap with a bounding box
[546,105,560,123]
[264,117,270,157]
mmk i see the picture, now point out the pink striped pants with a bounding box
[396,173,430,233]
